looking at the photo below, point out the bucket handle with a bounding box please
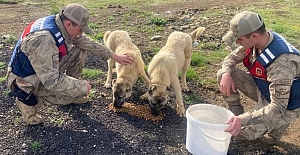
[190,120,231,141]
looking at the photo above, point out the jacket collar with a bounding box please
[55,14,72,43]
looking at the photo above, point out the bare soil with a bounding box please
[0,0,300,155]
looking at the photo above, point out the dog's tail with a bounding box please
[103,31,112,45]
[189,27,205,41]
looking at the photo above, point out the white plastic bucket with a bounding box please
[186,104,234,155]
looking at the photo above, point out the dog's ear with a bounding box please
[189,27,205,41]
[148,85,156,95]
[103,31,111,45]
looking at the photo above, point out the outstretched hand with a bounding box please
[224,116,243,136]
[112,53,133,65]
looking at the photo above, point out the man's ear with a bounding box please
[251,32,259,39]
[64,20,72,27]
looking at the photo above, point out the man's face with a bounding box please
[65,20,83,39]
[235,34,256,49]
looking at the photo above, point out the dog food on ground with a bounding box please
[108,102,164,122]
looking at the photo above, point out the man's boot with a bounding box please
[258,133,280,145]
[15,99,43,125]
[258,124,289,144]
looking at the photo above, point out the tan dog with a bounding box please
[147,27,205,117]
[103,30,150,108]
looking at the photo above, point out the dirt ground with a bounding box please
[0,0,300,155]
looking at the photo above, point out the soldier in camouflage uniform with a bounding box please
[6,3,133,125]
[217,11,300,144]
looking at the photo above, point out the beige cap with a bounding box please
[222,11,263,44]
[62,3,94,35]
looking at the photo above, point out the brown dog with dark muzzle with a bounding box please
[103,30,150,108]
[146,27,205,116]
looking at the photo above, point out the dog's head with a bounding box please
[148,84,171,116]
[112,79,132,108]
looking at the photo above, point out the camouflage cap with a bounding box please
[62,3,94,35]
[222,11,264,44]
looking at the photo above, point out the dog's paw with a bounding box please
[139,93,149,100]
[104,83,111,88]
[182,87,189,92]
[176,106,186,117]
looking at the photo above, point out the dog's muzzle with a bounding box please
[150,106,161,116]
[113,96,126,108]
[149,96,165,116]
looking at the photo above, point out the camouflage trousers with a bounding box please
[217,68,300,140]
[10,46,88,106]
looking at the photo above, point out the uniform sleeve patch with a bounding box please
[274,80,291,99]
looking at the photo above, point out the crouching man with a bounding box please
[218,11,300,144]
[6,3,133,125]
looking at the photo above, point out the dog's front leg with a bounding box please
[139,92,149,100]
[172,78,186,117]
[104,58,114,88]
[180,59,191,92]
[138,61,151,100]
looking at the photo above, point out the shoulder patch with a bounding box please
[274,79,292,99]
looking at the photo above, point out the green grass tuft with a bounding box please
[81,68,105,80]
[31,141,43,151]
[0,62,6,69]
[0,77,5,83]
[150,15,168,26]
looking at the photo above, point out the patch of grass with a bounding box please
[200,42,221,51]
[190,52,207,67]
[202,50,229,62]
[140,25,162,34]
[51,118,64,125]
[48,0,62,14]
[3,90,9,97]
[3,35,17,45]
[89,22,99,31]
[89,32,104,42]
[108,15,116,22]
[0,62,6,69]
[14,117,22,124]
[89,89,96,98]
[189,49,229,86]
[47,107,54,114]
[31,141,43,151]
[82,68,105,80]
[95,79,105,85]
[0,77,5,83]
[184,94,206,105]
[191,50,228,67]
[199,76,218,87]
[186,68,199,81]
[150,15,168,26]
[151,47,161,54]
